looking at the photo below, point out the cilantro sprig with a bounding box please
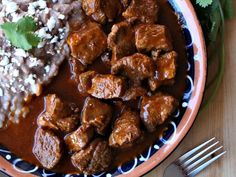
[196,0,213,8]
[0,16,41,51]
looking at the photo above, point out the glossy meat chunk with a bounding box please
[135,24,173,53]
[33,128,62,169]
[82,0,106,24]
[121,87,147,101]
[111,53,155,81]
[69,58,86,83]
[140,93,178,132]
[78,71,98,93]
[71,139,112,175]
[65,124,94,152]
[44,94,64,118]
[38,94,79,133]
[67,22,107,65]
[81,97,112,134]
[88,74,126,99]
[108,21,135,62]
[109,110,141,148]
[149,51,177,91]
[82,0,122,23]
[122,0,159,23]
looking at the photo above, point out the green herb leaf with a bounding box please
[17,16,37,33]
[25,33,41,47]
[196,0,213,8]
[0,16,41,50]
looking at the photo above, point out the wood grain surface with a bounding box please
[145,5,236,177]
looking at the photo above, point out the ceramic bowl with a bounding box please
[0,0,207,176]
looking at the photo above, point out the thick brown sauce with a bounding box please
[0,1,187,174]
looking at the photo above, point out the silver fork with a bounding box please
[163,137,226,177]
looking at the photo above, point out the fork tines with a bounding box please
[176,137,226,177]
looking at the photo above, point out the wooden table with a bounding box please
[146,6,236,177]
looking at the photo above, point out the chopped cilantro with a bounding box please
[0,16,40,51]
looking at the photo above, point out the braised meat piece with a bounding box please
[108,21,135,62]
[82,0,106,24]
[67,22,107,65]
[38,94,79,133]
[78,71,98,93]
[135,24,173,53]
[122,87,147,101]
[111,53,155,81]
[82,0,122,24]
[122,0,159,24]
[65,124,94,152]
[149,51,177,91]
[71,139,112,175]
[78,71,126,99]
[88,74,126,99]
[33,128,62,169]
[140,93,178,132]
[109,110,141,148]
[81,97,112,134]
[69,58,86,83]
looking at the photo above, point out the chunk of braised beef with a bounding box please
[135,24,173,53]
[149,51,177,91]
[82,0,106,24]
[65,124,94,152]
[88,74,126,99]
[140,93,178,132]
[78,71,98,93]
[107,21,135,62]
[122,0,159,24]
[71,139,112,175]
[69,58,86,82]
[121,87,147,101]
[33,128,62,169]
[111,53,155,81]
[81,97,112,134]
[67,22,107,65]
[37,94,79,133]
[54,115,79,132]
[82,0,122,24]
[109,110,141,148]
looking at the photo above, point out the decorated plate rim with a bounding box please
[0,0,207,177]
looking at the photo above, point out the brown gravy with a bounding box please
[0,1,187,174]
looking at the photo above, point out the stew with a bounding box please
[0,0,187,175]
